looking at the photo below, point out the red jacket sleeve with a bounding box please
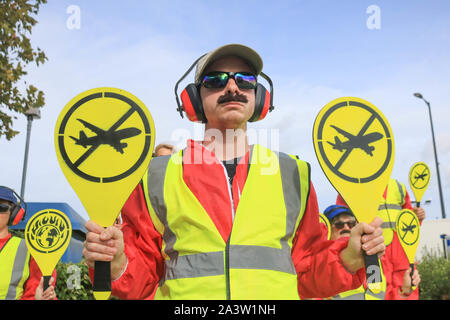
[109,183,164,300]
[293,183,365,299]
[403,190,413,210]
[384,232,419,300]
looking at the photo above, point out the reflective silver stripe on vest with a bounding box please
[395,180,405,203]
[334,289,385,300]
[6,240,28,300]
[147,155,179,261]
[229,245,296,274]
[365,290,386,300]
[333,292,365,300]
[164,251,225,281]
[382,222,396,229]
[164,244,296,283]
[278,152,303,246]
[378,204,402,211]
[147,155,170,225]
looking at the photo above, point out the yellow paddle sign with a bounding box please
[409,162,430,207]
[319,213,331,240]
[313,97,395,295]
[25,209,72,290]
[395,209,420,290]
[55,87,155,299]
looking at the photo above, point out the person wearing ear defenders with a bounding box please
[83,43,386,300]
[0,186,57,300]
[336,183,422,300]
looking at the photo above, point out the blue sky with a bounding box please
[1,0,450,222]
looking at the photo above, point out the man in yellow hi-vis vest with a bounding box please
[83,44,387,300]
[0,186,56,300]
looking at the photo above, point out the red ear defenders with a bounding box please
[175,54,275,123]
[0,186,27,226]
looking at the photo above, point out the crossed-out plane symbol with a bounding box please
[401,219,417,239]
[70,107,141,168]
[412,166,429,188]
[328,114,384,171]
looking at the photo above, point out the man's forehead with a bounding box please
[335,214,356,221]
[204,56,254,73]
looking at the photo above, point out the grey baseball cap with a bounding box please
[194,44,264,84]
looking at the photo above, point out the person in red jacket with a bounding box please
[336,178,424,300]
[322,204,420,299]
[0,186,57,300]
[83,43,386,300]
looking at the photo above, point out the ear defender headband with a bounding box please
[0,186,27,226]
[174,54,275,123]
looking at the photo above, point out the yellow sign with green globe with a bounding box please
[25,209,72,290]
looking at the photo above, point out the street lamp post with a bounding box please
[414,93,446,219]
[20,107,41,199]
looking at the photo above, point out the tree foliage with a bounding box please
[0,0,47,140]
[417,248,450,300]
[55,261,119,300]
[55,261,95,300]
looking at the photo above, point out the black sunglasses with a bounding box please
[0,203,11,213]
[333,220,357,229]
[201,71,257,90]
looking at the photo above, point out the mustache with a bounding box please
[217,92,248,104]
[340,230,351,236]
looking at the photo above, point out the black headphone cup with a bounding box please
[186,84,207,123]
[249,83,271,122]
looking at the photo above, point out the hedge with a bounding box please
[417,248,450,300]
[55,261,95,300]
[55,261,119,300]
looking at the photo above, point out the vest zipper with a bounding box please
[219,161,235,300]
[225,234,231,300]
[219,161,236,221]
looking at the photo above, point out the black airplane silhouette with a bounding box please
[414,172,428,181]
[69,119,141,154]
[327,125,383,156]
[402,221,417,235]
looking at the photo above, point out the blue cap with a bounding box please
[0,186,18,205]
[323,204,354,223]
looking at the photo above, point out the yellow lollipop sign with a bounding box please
[55,87,155,227]
[395,209,420,290]
[313,97,395,295]
[319,213,331,240]
[55,87,155,300]
[25,209,72,289]
[409,162,431,207]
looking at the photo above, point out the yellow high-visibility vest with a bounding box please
[143,144,310,300]
[378,179,406,246]
[0,236,31,300]
[330,260,387,300]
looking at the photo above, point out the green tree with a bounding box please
[417,248,450,300]
[55,261,95,300]
[0,0,47,140]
